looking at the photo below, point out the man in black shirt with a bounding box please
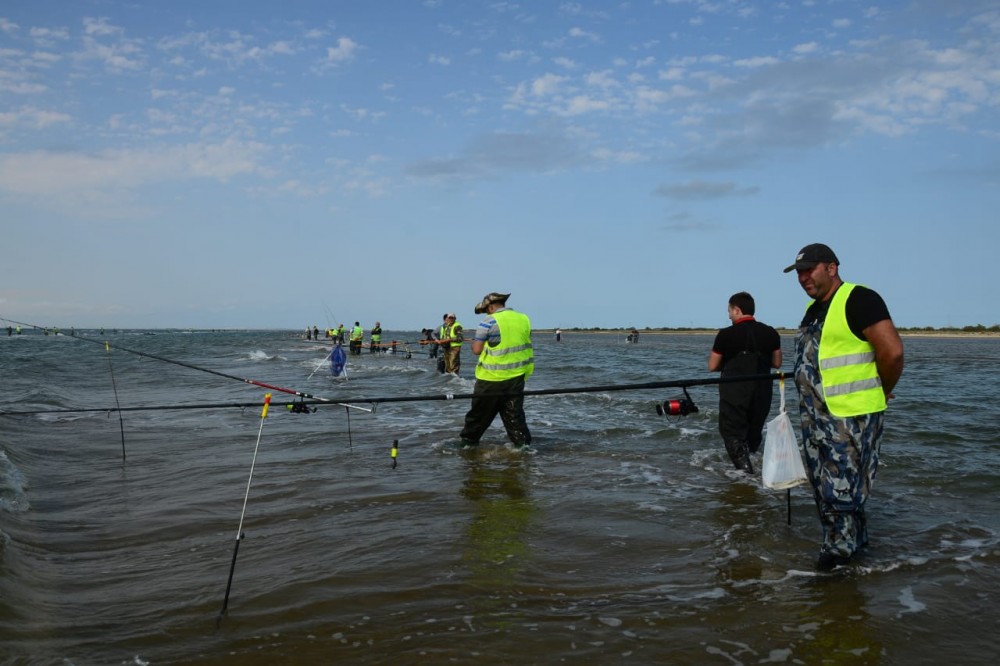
[785,242,904,570]
[708,291,783,472]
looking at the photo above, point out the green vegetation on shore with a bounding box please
[540,325,1000,335]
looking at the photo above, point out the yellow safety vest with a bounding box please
[816,283,887,417]
[475,310,534,381]
[443,322,463,347]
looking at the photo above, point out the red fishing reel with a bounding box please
[656,387,699,417]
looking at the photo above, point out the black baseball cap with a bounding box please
[783,243,840,273]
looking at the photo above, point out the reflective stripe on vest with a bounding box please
[475,310,534,381]
[816,282,887,417]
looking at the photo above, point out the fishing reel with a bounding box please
[655,387,699,417]
[287,400,316,414]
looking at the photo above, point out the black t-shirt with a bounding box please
[799,285,891,340]
[712,319,781,371]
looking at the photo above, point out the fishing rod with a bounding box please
[0,401,367,416]
[104,341,127,460]
[0,315,368,412]
[2,373,788,415]
[218,393,271,623]
[305,347,335,381]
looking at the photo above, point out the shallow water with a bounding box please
[2,330,998,664]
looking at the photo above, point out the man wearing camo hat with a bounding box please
[460,292,534,447]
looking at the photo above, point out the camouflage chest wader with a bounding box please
[795,319,883,559]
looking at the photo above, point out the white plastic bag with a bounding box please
[761,378,808,490]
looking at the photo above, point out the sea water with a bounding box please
[1,330,998,664]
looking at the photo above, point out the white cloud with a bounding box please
[531,73,566,96]
[0,107,71,128]
[498,49,527,61]
[326,36,358,63]
[585,70,618,89]
[31,50,62,66]
[659,67,685,81]
[83,17,123,37]
[78,35,144,71]
[29,26,69,47]
[339,104,385,121]
[734,56,780,68]
[0,139,265,197]
[0,78,48,94]
[563,95,609,115]
[568,27,600,42]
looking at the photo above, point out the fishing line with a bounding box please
[219,393,271,623]
[1,373,787,416]
[104,341,127,460]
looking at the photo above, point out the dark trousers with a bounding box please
[718,378,773,469]
[460,375,531,446]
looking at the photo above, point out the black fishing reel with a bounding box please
[287,401,315,414]
[656,387,699,417]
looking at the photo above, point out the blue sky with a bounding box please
[1,1,997,331]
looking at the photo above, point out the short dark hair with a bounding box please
[729,291,755,316]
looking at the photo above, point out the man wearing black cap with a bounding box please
[460,292,534,447]
[785,243,904,571]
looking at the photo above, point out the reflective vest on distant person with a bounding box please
[475,310,534,382]
[351,326,363,341]
[815,282,887,417]
[443,322,463,347]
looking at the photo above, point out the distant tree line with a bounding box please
[551,325,1000,333]
[897,324,1000,333]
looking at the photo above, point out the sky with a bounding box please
[1,0,997,331]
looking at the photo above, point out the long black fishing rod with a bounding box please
[1,372,788,416]
[0,315,367,412]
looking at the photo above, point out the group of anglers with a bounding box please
[309,294,533,446]
[6,325,70,336]
[299,244,901,573]
[304,322,392,356]
[304,312,469,372]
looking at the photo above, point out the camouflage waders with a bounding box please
[795,319,883,560]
